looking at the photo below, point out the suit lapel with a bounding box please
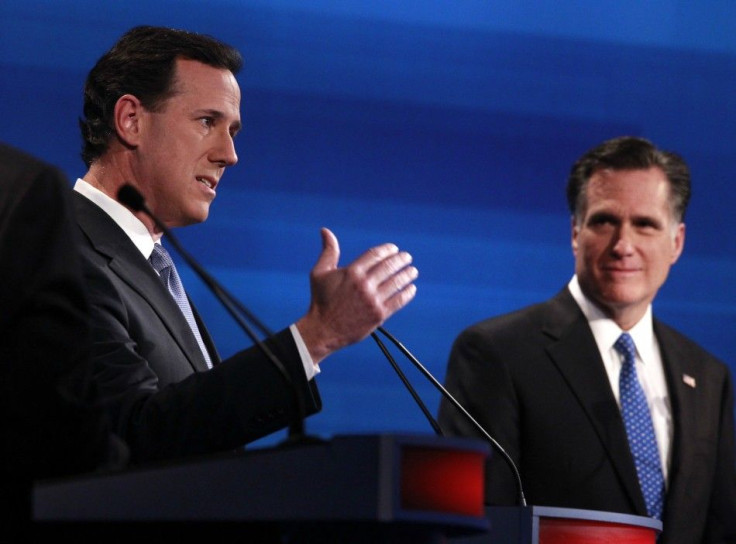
[190,302,221,365]
[542,289,647,515]
[654,321,696,521]
[73,193,211,372]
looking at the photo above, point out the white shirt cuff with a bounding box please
[289,324,320,381]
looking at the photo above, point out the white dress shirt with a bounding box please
[568,275,672,484]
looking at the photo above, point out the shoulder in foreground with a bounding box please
[0,143,69,194]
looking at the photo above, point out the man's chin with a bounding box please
[598,289,653,317]
[586,284,644,308]
[184,205,211,226]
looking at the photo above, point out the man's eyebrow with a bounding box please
[587,211,618,221]
[631,213,664,227]
[196,108,222,117]
[195,109,236,120]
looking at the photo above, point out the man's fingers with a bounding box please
[351,243,401,273]
[377,263,419,301]
[370,250,414,278]
[383,282,418,315]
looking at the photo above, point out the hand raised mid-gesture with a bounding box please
[296,228,418,364]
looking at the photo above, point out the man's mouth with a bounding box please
[604,266,640,274]
[196,176,215,189]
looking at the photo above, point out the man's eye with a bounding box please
[635,219,659,230]
[200,117,214,128]
[590,216,614,226]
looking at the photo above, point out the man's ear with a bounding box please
[571,216,579,257]
[670,222,686,265]
[113,94,144,147]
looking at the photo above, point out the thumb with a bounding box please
[312,227,340,273]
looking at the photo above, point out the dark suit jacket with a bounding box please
[72,191,321,464]
[438,288,736,544]
[0,144,126,534]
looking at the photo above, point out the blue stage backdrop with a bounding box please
[2,0,735,445]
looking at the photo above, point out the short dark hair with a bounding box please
[566,136,691,223]
[79,25,243,167]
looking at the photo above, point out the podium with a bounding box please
[450,505,662,544]
[33,434,490,542]
[32,433,663,543]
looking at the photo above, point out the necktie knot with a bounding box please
[150,243,174,274]
[614,332,637,365]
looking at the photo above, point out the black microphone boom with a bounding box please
[374,326,527,507]
[118,183,309,443]
[371,332,444,435]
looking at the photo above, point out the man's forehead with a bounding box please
[582,167,675,215]
[587,168,668,196]
[173,59,240,97]
[169,60,241,118]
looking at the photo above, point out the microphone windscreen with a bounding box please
[118,184,145,211]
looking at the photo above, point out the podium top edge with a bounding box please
[521,505,663,531]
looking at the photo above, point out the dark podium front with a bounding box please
[33,434,490,542]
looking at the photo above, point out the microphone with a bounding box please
[117,184,146,211]
[117,184,311,445]
[373,326,527,507]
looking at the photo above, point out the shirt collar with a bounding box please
[568,275,657,364]
[74,178,156,259]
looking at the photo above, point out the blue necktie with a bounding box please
[149,244,212,369]
[614,332,665,519]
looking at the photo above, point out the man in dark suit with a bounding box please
[71,26,418,465]
[439,136,736,544]
[0,143,127,536]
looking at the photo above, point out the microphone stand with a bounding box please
[374,326,527,507]
[371,332,444,436]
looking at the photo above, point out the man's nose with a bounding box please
[211,133,238,167]
[611,225,635,256]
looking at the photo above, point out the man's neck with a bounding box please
[568,275,651,331]
[82,163,159,239]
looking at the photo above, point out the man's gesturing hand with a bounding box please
[296,228,418,365]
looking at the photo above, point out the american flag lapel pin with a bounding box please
[682,374,696,388]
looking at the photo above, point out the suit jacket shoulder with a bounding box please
[439,288,647,515]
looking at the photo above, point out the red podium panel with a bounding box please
[541,517,657,544]
[450,505,662,544]
[33,434,490,542]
